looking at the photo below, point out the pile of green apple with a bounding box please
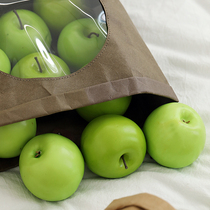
[0,0,206,203]
[0,96,206,202]
[0,0,107,77]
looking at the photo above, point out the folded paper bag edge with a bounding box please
[0,76,178,127]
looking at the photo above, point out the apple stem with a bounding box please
[87,32,99,38]
[13,10,24,30]
[34,57,43,73]
[183,120,190,124]
[121,155,128,169]
[35,150,41,158]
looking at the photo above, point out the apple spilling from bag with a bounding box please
[80,114,147,179]
[19,133,85,202]
[143,102,206,168]
[80,102,206,178]
[0,118,37,158]
[0,101,206,201]
[76,96,132,122]
[0,0,206,203]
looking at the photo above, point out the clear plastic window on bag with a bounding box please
[0,0,107,77]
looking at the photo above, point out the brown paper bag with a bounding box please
[0,0,178,171]
[105,193,176,210]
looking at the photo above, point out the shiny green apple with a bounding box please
[0,118,37,158]
[0,49,11,74]
[77,96,132,122]
[0,9,52,66]
[19,133,85,201]
[11,52,70,78]
[81,114,146,178]
[57,18,107,71]
[143,102,206,168]
[33,0,88,37]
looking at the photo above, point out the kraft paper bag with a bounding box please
[105,193,176,210]
[0,0,178,171]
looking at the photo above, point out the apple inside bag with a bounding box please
[57,17,107,72]
[0,0,108,77]
[11,52,71,78]
[0,9,52,68]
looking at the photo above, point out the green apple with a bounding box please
[57,18,107,71]
[0,9,52,66]
[0,49,11,74]
[33,0,88,37]
[81,114,146,178]
[143,102,206,168]
[11,52,71,78]
[77,96,132,122]
[0,118,37,158]
[19,133,85,201]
